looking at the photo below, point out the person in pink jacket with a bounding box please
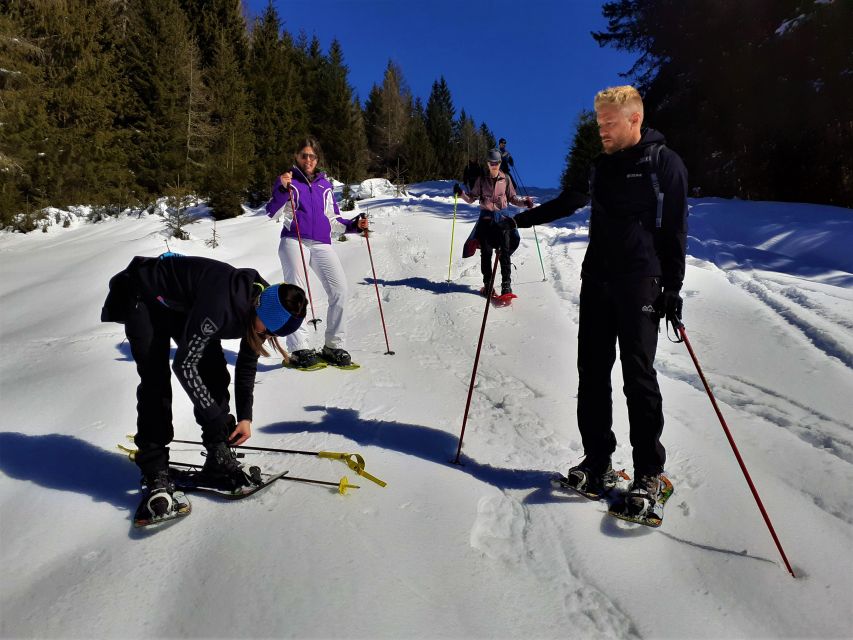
[453,148,533,296]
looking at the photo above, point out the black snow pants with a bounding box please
[576,275,666,476]
[477,215,513,288]
[124,300,231,478]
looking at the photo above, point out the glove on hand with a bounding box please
[452,183,463,196]
[655,290,683,325]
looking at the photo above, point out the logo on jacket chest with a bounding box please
[201,317,219,336]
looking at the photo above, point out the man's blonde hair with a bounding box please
[594,85,644,115]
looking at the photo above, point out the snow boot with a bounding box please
[321,345,352,367]
[202,442,258,490]
[624,473,663,517]
[500,282,513,296]
[565,459,620,499]
[143,469,175,518]
[289,348,321,369]
[479,284,495,298]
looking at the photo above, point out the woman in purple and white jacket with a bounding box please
[265,137,368,369]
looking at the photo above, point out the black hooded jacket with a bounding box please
[119,255,268,426]
[514,128,688,291]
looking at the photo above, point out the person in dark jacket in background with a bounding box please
[454,148,533,296]
[102,254,307,519]
[503,85,688,519]
[498,138,515,188]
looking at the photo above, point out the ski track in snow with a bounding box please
[727,270,853,368]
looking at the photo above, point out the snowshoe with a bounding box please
[492,292,517,307]
[171,466,288,500]
[320,346,360,370]
[607,474,674,527]
[133,470,191,528]
[552,463,630,500]
[283,349,327,371]
[478,285,496,298]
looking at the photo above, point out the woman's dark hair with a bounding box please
[245,284,307,358]
[278,283,309,319]
[295,136,323,164]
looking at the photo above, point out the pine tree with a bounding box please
[364,60,410,175]
[0,7,51,225]
[179,0,248,68]
[425,76,456,177]
[594,0,852,206]
[400,98,437,182]
[245,2,307,205]
[203,29,253,219]
[124,0,208,196]
[453,109,479,179]
[479,122,497,152]
[315,39,368,181]
[560,110,602,193]
[22,0,132,209]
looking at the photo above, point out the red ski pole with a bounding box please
[288,186,321,330]
[454,251,500,464]
[675,320,796,578]
[363,219,394,355]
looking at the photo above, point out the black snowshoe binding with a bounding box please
[500,282,513,296]
[134,469,191,528]
[608,473,674,527]
[289,348,321,369]
[321,346,352,367]
[559,462,628,500]
[200,442,261,491]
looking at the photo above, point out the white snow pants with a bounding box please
[278,236,348,353]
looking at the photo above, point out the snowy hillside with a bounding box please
[1,182,851,639]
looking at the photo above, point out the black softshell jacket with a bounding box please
[514,129,688,291]
[128,256,267,426]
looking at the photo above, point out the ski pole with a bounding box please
[511,166,547,282]
[288,185,321,330]
[454,251,500,464]
[447,193,458,281]
[164,460,361,494]
[121,439,387,487]
[363,217,395,355]
[675,320,796,578]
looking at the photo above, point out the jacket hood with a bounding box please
[638,128,667,148]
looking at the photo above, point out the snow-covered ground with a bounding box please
[1,181,851,639]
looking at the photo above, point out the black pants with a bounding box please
[477,218,512,286]
[576,276,665,476]
[124,300,231,477]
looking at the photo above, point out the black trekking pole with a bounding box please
[453,252,500,465]
[363,215,395,355]
[288,185,321,330]
[167,460,361,494]
[672,317,796,578]
[128,438,387,487]
[510,166,547,282]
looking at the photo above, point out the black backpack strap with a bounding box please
[647,144,665,228]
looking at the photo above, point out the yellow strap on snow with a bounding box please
[318,451,387,487]
[117,443,136,461]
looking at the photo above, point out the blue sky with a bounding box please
[243,0,639,188]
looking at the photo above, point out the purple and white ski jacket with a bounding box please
[265,167,359,243]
